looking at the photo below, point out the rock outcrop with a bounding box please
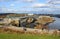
[3,16,55,30]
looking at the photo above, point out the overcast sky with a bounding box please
[0,0,60,14]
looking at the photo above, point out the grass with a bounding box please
[0,33,60,39]
[0,26,60,39]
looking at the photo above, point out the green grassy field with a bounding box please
[0,26,60,39]
[0,33,60,39]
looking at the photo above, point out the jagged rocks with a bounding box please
[5,16,55,29]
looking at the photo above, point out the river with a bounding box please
[48,17,60,29]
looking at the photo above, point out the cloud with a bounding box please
[31,2,60,9]
[48,0,60,4]
[0,6,60,14]
[0,7,29,13]
[0,0,13,2]
[31,3,50,8]
[47,0,60,8]
[0,0,60,14]
[0,0,2,2]
[0,0,35,3]
[23,0,35,2]
[0,7,16,13]
[10,4,15,7]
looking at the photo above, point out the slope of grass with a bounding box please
[0,33,60,39]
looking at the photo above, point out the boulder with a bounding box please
[35,16,55,29]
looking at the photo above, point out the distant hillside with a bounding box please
[0,13,15,18]
[0,13,60,18]
[0,13,28,18]
[37,14,60,18]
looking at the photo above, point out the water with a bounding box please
[21,17,60,29]
[48,17,60,29]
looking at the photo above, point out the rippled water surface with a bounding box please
[48,17,60,29]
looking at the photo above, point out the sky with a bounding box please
[0,0,60,14]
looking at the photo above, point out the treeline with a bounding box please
[37,14,60,18]
[0,13,60,18]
